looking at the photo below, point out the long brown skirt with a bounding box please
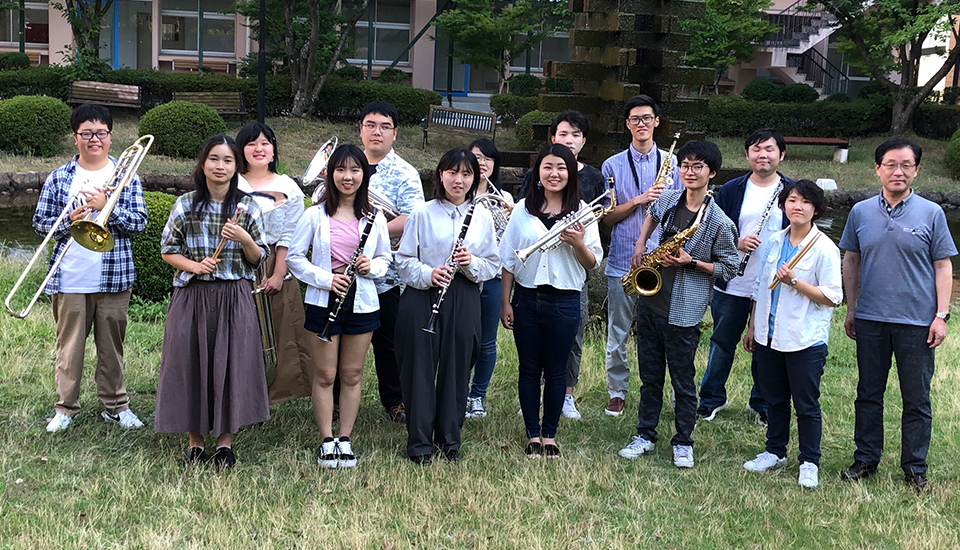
[154,279,270,435]
[264,252,315,405]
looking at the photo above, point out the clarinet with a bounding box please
[423,203,475,334]
[736,183,783,277]
[318,209,378,342]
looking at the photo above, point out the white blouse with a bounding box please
[286,205,391,312]
[396,199,501,290]
[238,174,305,248]
[499,199,603,291]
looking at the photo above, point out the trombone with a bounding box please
[4,135,154,318]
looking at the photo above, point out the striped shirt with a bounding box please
[160,192,268,287]
[601,143,681,278]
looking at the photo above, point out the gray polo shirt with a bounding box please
[839,191,957,327]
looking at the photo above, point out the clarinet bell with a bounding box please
[422,315,438,334]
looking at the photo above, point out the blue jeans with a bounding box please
[698,291,766,414]
[754,343,827,466]
[513,286,580,439]
[469,277,502,399]
[853,319,935,475]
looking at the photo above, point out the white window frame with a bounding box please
[345,1,411,67]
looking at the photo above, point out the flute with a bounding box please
[423,203,475,334]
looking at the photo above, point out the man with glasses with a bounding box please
[838,139,955,493]
[600,95,680,417]
[34,103,147,433]
[359,101,424,424]
[697,128,794,425]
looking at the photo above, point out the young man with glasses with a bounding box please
[358,101,425,424]
[34,103,147,433]
[697,128,794,425]
[599,95,680,417]
[617,140,738,468]
[838,139,956,493]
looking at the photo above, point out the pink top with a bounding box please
[330,216,361,270]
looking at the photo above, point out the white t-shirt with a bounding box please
[722,178,783,297]
[58,163,114,293]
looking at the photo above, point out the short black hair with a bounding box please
[875,138,922,166]
[359,101,399,128]
[676,140,722,173]
[778,179,826,221]
[744,128,786,153]
[71,103,113,132]
[434,147,481,202]
[623,94,660,119]
[550,110,589,137]
[235,122,279,173]
[468,138,501,186]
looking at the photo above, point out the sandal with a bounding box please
[524,442,543,458]
[543,443,561,458]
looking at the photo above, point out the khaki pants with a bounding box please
[52,290,132,416]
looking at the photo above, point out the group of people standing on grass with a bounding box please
[33,97,954,493]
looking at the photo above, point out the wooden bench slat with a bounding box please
[422,105,497,149]
[67,81,141,110]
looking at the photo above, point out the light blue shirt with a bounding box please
[368,148,425,293]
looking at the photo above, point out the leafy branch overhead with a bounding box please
[679,0,777,86]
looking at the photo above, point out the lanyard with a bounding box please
[627,145,661,195]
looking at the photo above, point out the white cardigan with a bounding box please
[286,205,391,312]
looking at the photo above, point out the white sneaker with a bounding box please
[618,435,654,458]
[465,397,487,419]
[798,462,819,488]
[743,451,787,472]
[336,438,357,468]
[317,438,338,468]
[46,412,73,433]
[562,394,581,420]
[673,445,694,468]
[102,409,145,429]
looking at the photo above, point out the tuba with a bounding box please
[621,193,712,297]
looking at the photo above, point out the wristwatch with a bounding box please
[688,259,698,269]
[936,311,951,321]
[789,277,798,287]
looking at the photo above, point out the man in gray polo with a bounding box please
[838,138,956,493]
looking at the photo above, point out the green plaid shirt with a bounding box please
[160,192,268,287]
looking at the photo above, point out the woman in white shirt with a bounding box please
[742,179,841,488]
[500,144,603,458]
[395,148,500,465]
[287,144,391,468]
[236,123,315,405]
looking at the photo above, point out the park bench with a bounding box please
[422,105,497,149]
[783,136,850,163]
[67,81,141,111]
[24,50,47,67]
[167,58,236,74]
[173,91,246,123]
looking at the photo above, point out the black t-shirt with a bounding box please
[643,204,697,319]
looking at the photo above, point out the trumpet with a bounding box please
[5,135,153,318]
[515,177,616,264]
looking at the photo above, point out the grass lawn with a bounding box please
[1,256,959,549]
[0,117,956,194]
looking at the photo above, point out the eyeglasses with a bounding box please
[626,115,656,127]
[361,122,395,132]
[879,162,916,171]
[473,154,493,163]
[678,163,707,173]
[75,130,111,141]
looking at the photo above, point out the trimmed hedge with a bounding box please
[132,191,178,302]
[378,67,408,85]
[913,104,960,140]
[335,65,365,82]
[824,92,851,103]
[742,78,782,102]
[782,83,819,104]
[0,95,71,156]
[490,93,539,126]
[139,101,227,158]
[515,110,559,150]
[508,74,542,97]
[0,66,72,100]
[312,77,441,125]
[545,78,574,93]
[0,52,30,71]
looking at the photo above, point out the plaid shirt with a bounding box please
[369,148,424,293]
[32,156,147,294]
[647,189,739,327]
[160,192,268,287]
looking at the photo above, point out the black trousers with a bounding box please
[371,285,404,409]
[396,276,481,457]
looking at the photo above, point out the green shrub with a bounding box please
[335,65,365,82]
[0,52,30,71]
[857,79,891,100]
[132,191,177,303]
[943,137,960,179]
[138,101,227,158]
[0,66,71,100]
[913,103,960,140]
[313,77,441,125]
[943,86,960,105]
[490,93,539,126]
[515,110,559,150]
[824,92,851,103]
[742,78,782,102]
[378,67,408,85]
[508,74,542,97]
[0,95,71,156]
[545,78,574,93]
[782,83,819,103]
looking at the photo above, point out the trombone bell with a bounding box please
[70,220,115,252]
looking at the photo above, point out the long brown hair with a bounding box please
[191,134,244,222]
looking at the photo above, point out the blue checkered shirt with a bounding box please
[32,156,147,294]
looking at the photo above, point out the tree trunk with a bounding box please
[889,94,913,135]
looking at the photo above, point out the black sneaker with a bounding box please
[182,446,207,466]
[905,472,931,494]
[317,437,338,468]
[410,453,432,466]
[213,446,236,470]
[386,404,407,424]
[440,447,459,462]
[840,460,878,481]
[747,404,768,426]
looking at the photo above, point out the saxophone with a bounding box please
[621,193,713,297]
[645,131,681,216]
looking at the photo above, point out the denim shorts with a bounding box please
[304,285,379,336]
